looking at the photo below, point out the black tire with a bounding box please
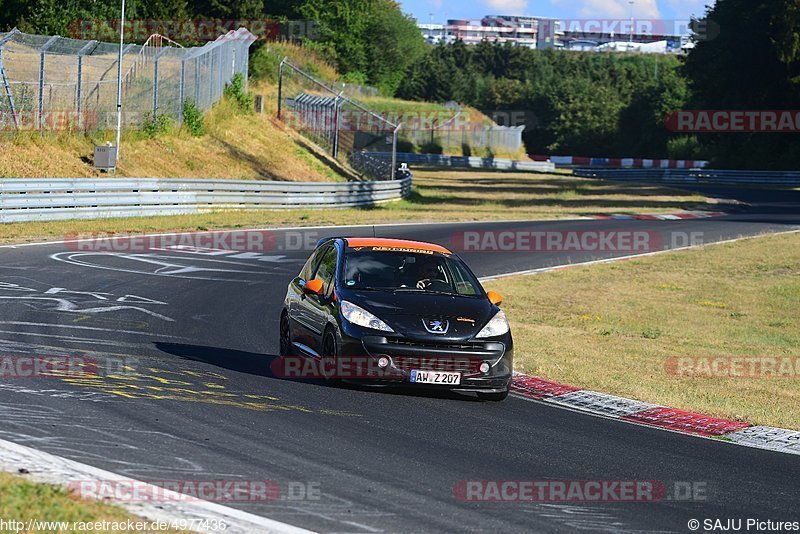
[477,388,509,402]
[279,311,293,357]
[321,327,341,383]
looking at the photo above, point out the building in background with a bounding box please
[418,15,689,53]
[417,23,451,45]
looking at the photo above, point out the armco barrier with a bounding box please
[573,168,800,187]
[531,154,709,169]
[372,152,556,172]
[0,177,412,223]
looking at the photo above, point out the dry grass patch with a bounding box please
[0,98,346,181]
[484,232,800,429]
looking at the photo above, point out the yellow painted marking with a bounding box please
[52,356,361,416]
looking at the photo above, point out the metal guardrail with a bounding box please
[372,152,556,172]
[348,152,394,182]
[0,177,412,223]
[573,168,800,187]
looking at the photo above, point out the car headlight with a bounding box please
[341,300,394,332]
[475,310,510,338]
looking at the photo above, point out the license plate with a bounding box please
[410,370,461,385]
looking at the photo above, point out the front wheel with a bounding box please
[279,311,293,356]
[477,388,509,402]
[321,328,341,383]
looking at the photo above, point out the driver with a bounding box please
[415,258,444,289]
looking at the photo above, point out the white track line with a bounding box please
[490,231,800,456]
[0,217,594,249]
[479,229,800,282]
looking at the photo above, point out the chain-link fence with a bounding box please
[401,122,525,155]
[277,59,400,181]
[0,27,255,133]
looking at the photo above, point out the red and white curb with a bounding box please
[481,230,800,457]
[510,374,800,456]
[587,210,726,221]
[530,154,709,169]
[0,439,315,533]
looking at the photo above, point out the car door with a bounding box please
[297,245,339,356]
[289,245,329,354]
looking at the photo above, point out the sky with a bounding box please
[401,0,715,24]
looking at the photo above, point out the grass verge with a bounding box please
[0,169,714,245]
[0,97,348,182]
[0,472,178,532]
[484,231,800,429]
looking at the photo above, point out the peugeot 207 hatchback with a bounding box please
[279,237,513,400]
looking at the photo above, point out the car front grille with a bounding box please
[384,338,486,351]
[388,354,483,376]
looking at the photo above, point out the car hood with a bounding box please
[339,289,496,341]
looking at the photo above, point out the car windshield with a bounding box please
[343,249,482,297]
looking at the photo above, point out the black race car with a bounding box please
[279,237,513,400]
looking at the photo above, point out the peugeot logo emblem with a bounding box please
[423,318,449,334]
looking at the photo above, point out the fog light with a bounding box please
[479,361,491,374]
[377,356,390,369]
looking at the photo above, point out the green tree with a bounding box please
[190,0,264,19]
[363,0,425,94]
[683,0,800,169]
[299,0,372,77]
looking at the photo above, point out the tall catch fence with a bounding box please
[277,58,400,181]
[401,120,525,154]
[0,27,255,133]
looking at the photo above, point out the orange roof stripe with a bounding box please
[345,238,452,254]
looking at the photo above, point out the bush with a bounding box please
[224,73,254,113]
[140,112,171,138]
[667,135,703,160]
[182,99,205,137]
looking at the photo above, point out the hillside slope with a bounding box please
[0,98,349,181]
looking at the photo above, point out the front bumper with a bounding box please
[338,326,513,392]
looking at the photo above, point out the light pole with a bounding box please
[628,1,635,48]
[115,0,126,163]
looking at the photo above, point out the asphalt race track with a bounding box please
[0,191,799,533]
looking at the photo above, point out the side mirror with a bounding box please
[303,278,324,295]
[487,290,503,306]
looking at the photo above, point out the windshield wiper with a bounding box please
[393,288,455,295]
